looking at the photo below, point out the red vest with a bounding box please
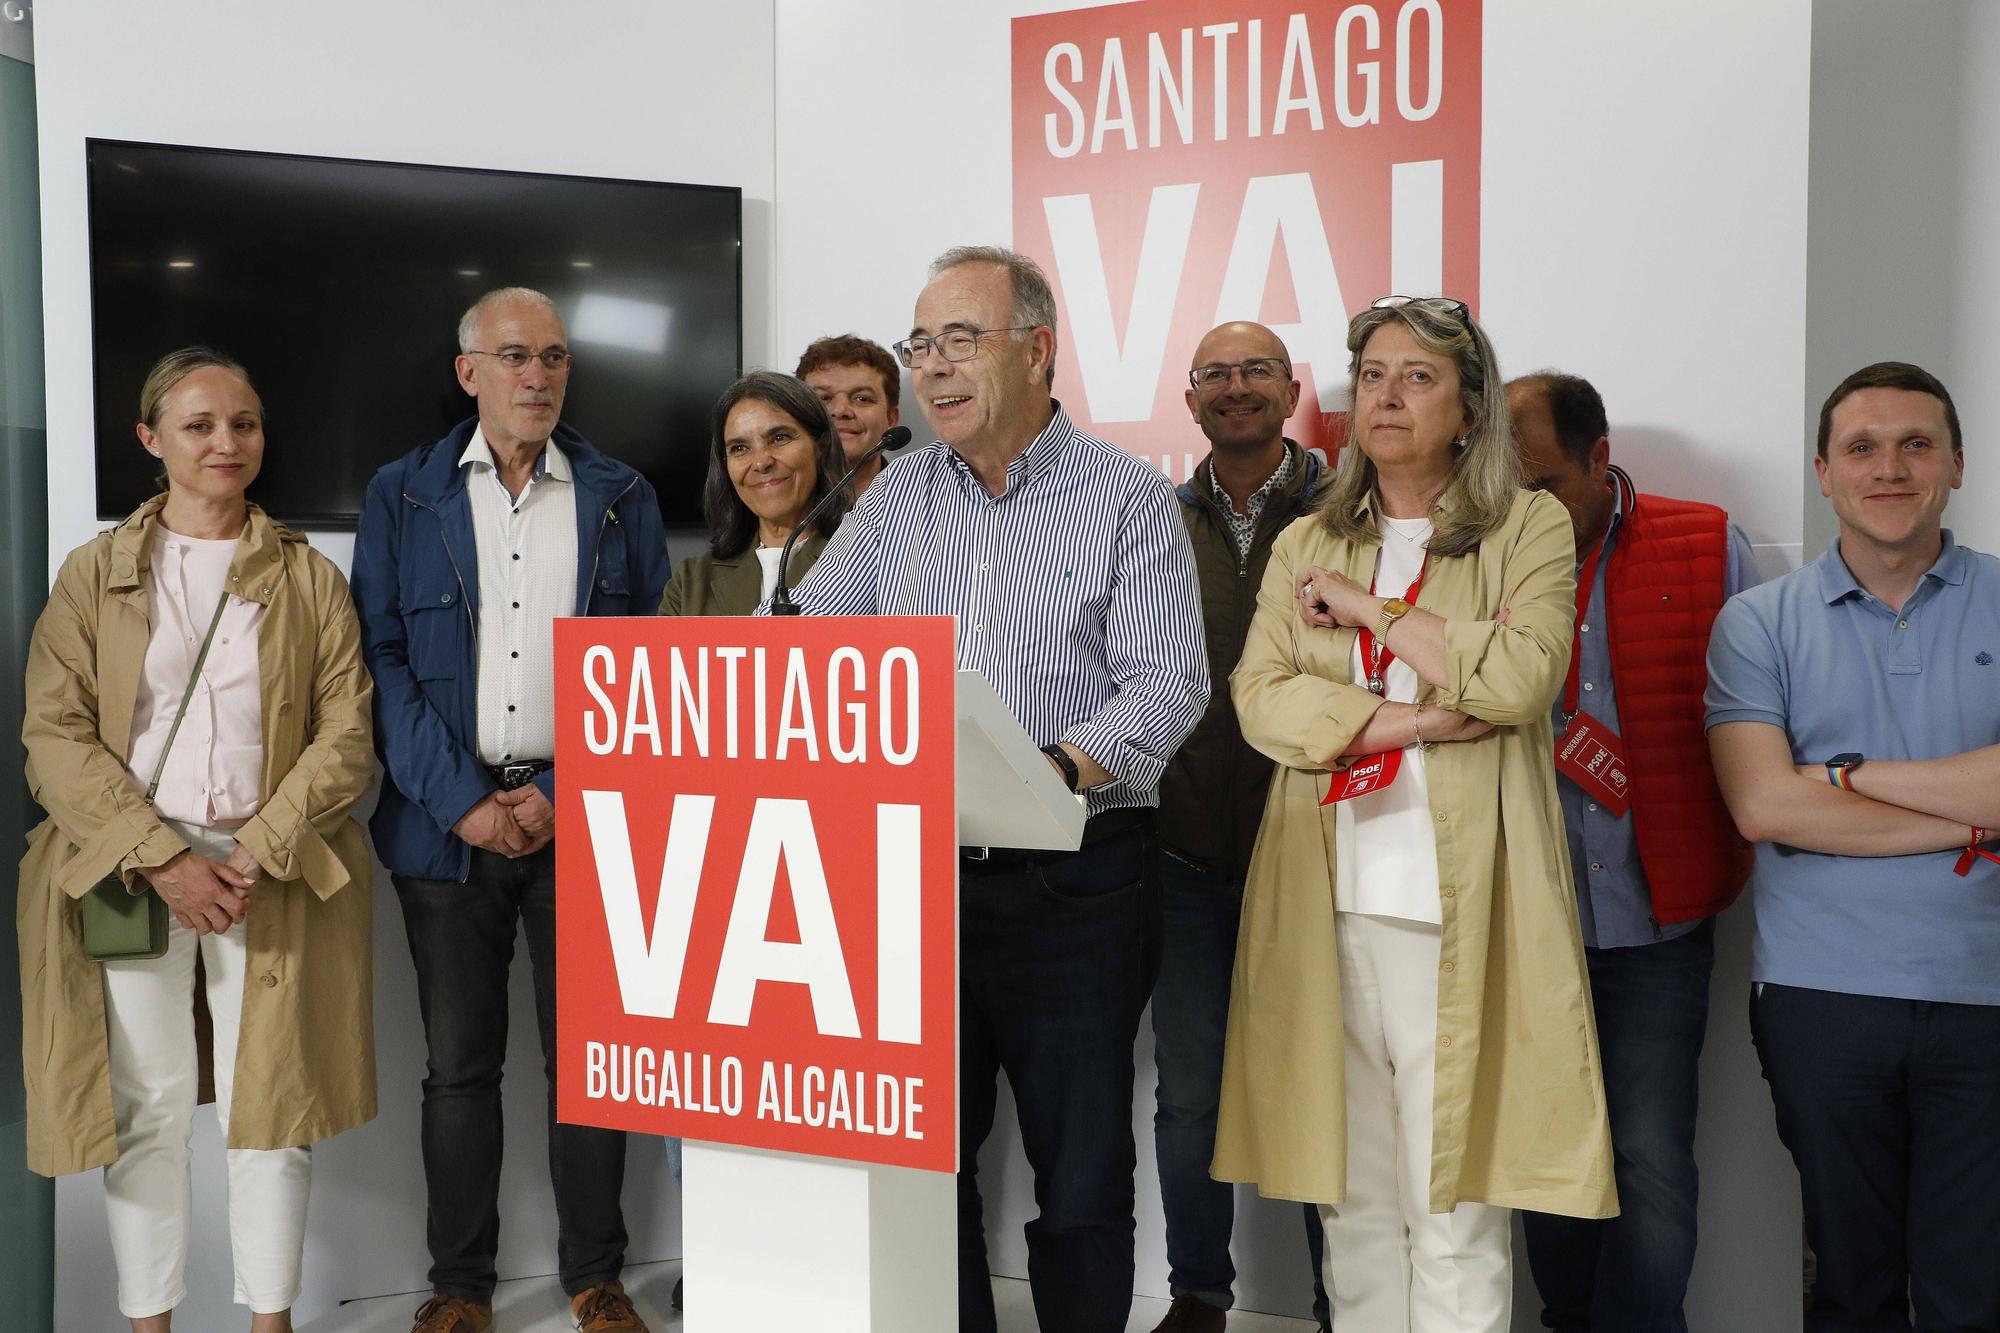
[1601,489,1752,924]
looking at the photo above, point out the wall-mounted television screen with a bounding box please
[87,139,741,527]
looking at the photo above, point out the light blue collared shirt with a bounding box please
[1704,531,2000,1004]
[1556,478,1757,949]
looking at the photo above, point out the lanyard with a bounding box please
[1561,533,1610,720]
[1356,554,1429,695]
[1957,828,2000,877]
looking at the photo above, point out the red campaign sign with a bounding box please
[1012,0,1483,482]
[553,616,959,1173]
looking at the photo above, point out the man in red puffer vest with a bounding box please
[1507,371,1756,1333]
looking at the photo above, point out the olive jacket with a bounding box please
[1212,487,1617,1219]
[658,536,829,617]
[18,497,377,1176]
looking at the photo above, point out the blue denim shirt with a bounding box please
[1555,485,1757,950]
[1704,532,2000,1004]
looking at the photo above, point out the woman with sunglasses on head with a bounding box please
[19,348,377,1333]
[659,370,849,617]
[1211,297,1614,1331]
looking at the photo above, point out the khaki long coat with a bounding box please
[18,497,377,1176]
[1212,487,1618,1219]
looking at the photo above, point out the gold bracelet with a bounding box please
[1412,701,1430,750]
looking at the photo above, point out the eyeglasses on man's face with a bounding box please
[465,347,573,373]
[1188,357,1292,392]
[1370,295,1472,322]
[892,326,1035,368]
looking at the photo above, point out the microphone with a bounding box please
[770,424,912,615]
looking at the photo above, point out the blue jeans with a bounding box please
[1522,918,1714,1333]
[956,820,1161,1333]
[393,845,631,1303]
[1752,982,2000,1332]
[1152,849,1329,1324]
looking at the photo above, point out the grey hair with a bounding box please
[927,245,1059,386]
[457,286,559,353]
[1319,300,1522,559]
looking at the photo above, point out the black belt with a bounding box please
[487,761,552,791]
[959,807,1152,876]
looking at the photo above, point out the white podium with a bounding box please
[681,669,1082,1331]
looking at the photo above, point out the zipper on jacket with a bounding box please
[585,475,642,608]
[403,493,478,635]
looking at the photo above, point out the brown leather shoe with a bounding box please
[571,1279,650,1331]
[411,1295,492,1333]
[1150,1293,1226,1333]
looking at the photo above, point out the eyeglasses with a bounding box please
[465,348,573,373]
[1189,357,1292,392]
[892,326,1035,368]
[1370,295,1472,321]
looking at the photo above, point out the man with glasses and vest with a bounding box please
[1708,361,2000,1330]
[1148,320,1332,1333]
[1506,371,1756,1333]
[775,245,1207,1333]
[351,286,670,1333]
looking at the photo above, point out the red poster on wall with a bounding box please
[553,615,958,1173]
[1012,0,1483,481]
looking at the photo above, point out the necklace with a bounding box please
[1383,517,1432,545]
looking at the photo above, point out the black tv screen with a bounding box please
[87,140,741,527]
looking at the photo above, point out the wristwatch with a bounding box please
[1376,597,1414,642]
[1825,752,1865,791]
[1041,743,1081,792]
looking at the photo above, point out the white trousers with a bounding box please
[1319,912,1512,1333]
[100,826,311,1318]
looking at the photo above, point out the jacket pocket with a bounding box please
[400,580,464,678]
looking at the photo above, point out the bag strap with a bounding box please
[143,591,232,803]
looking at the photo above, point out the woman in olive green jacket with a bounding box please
[1212,300,1615,1332]
[19,349,375,1332]
[658,371,848,616]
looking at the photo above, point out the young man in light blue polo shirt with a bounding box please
[1706,360,2000,1331]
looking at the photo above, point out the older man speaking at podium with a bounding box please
[778,244,1207,1333]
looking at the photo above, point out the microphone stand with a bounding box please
[770,424,912,615]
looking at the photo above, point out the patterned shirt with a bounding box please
[1210,445,1297,562]
[781,404,1208,815]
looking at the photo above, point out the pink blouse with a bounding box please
[123,528,267,827]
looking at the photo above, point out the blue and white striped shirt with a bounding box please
[782,405,1208,815]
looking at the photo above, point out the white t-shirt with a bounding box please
[1332,514,1443,923]
[755,545,785,600]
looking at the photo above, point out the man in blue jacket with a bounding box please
[351,287,669,1333]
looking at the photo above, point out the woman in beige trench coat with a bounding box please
[1211,299,1615,1332]
[18,348,376,1332]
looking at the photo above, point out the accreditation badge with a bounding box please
[1554,709,1633,817]
[1321,748,1404,806]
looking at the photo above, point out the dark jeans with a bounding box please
[394,844,630,1303]
[1152,849,1330,1323]
[1523,919,1714,1332]
[957,820,1161,1333]
[1752,982,2000,1332]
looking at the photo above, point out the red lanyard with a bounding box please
[1957,828,1999,877]
[1356,554,1429,694]
[1561,534,1609,719]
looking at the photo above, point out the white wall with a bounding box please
[774,1,1810,1329]
[32,2,776,1326]
[1804,2,1981,561]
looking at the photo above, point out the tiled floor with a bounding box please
[299,1262,1318,1331]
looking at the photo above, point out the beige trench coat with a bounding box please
[18,497,377,1176]
[1212,487,1617,1219]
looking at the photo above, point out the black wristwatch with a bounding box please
[1825,752,1865,791]
[1041,743,1081,792]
